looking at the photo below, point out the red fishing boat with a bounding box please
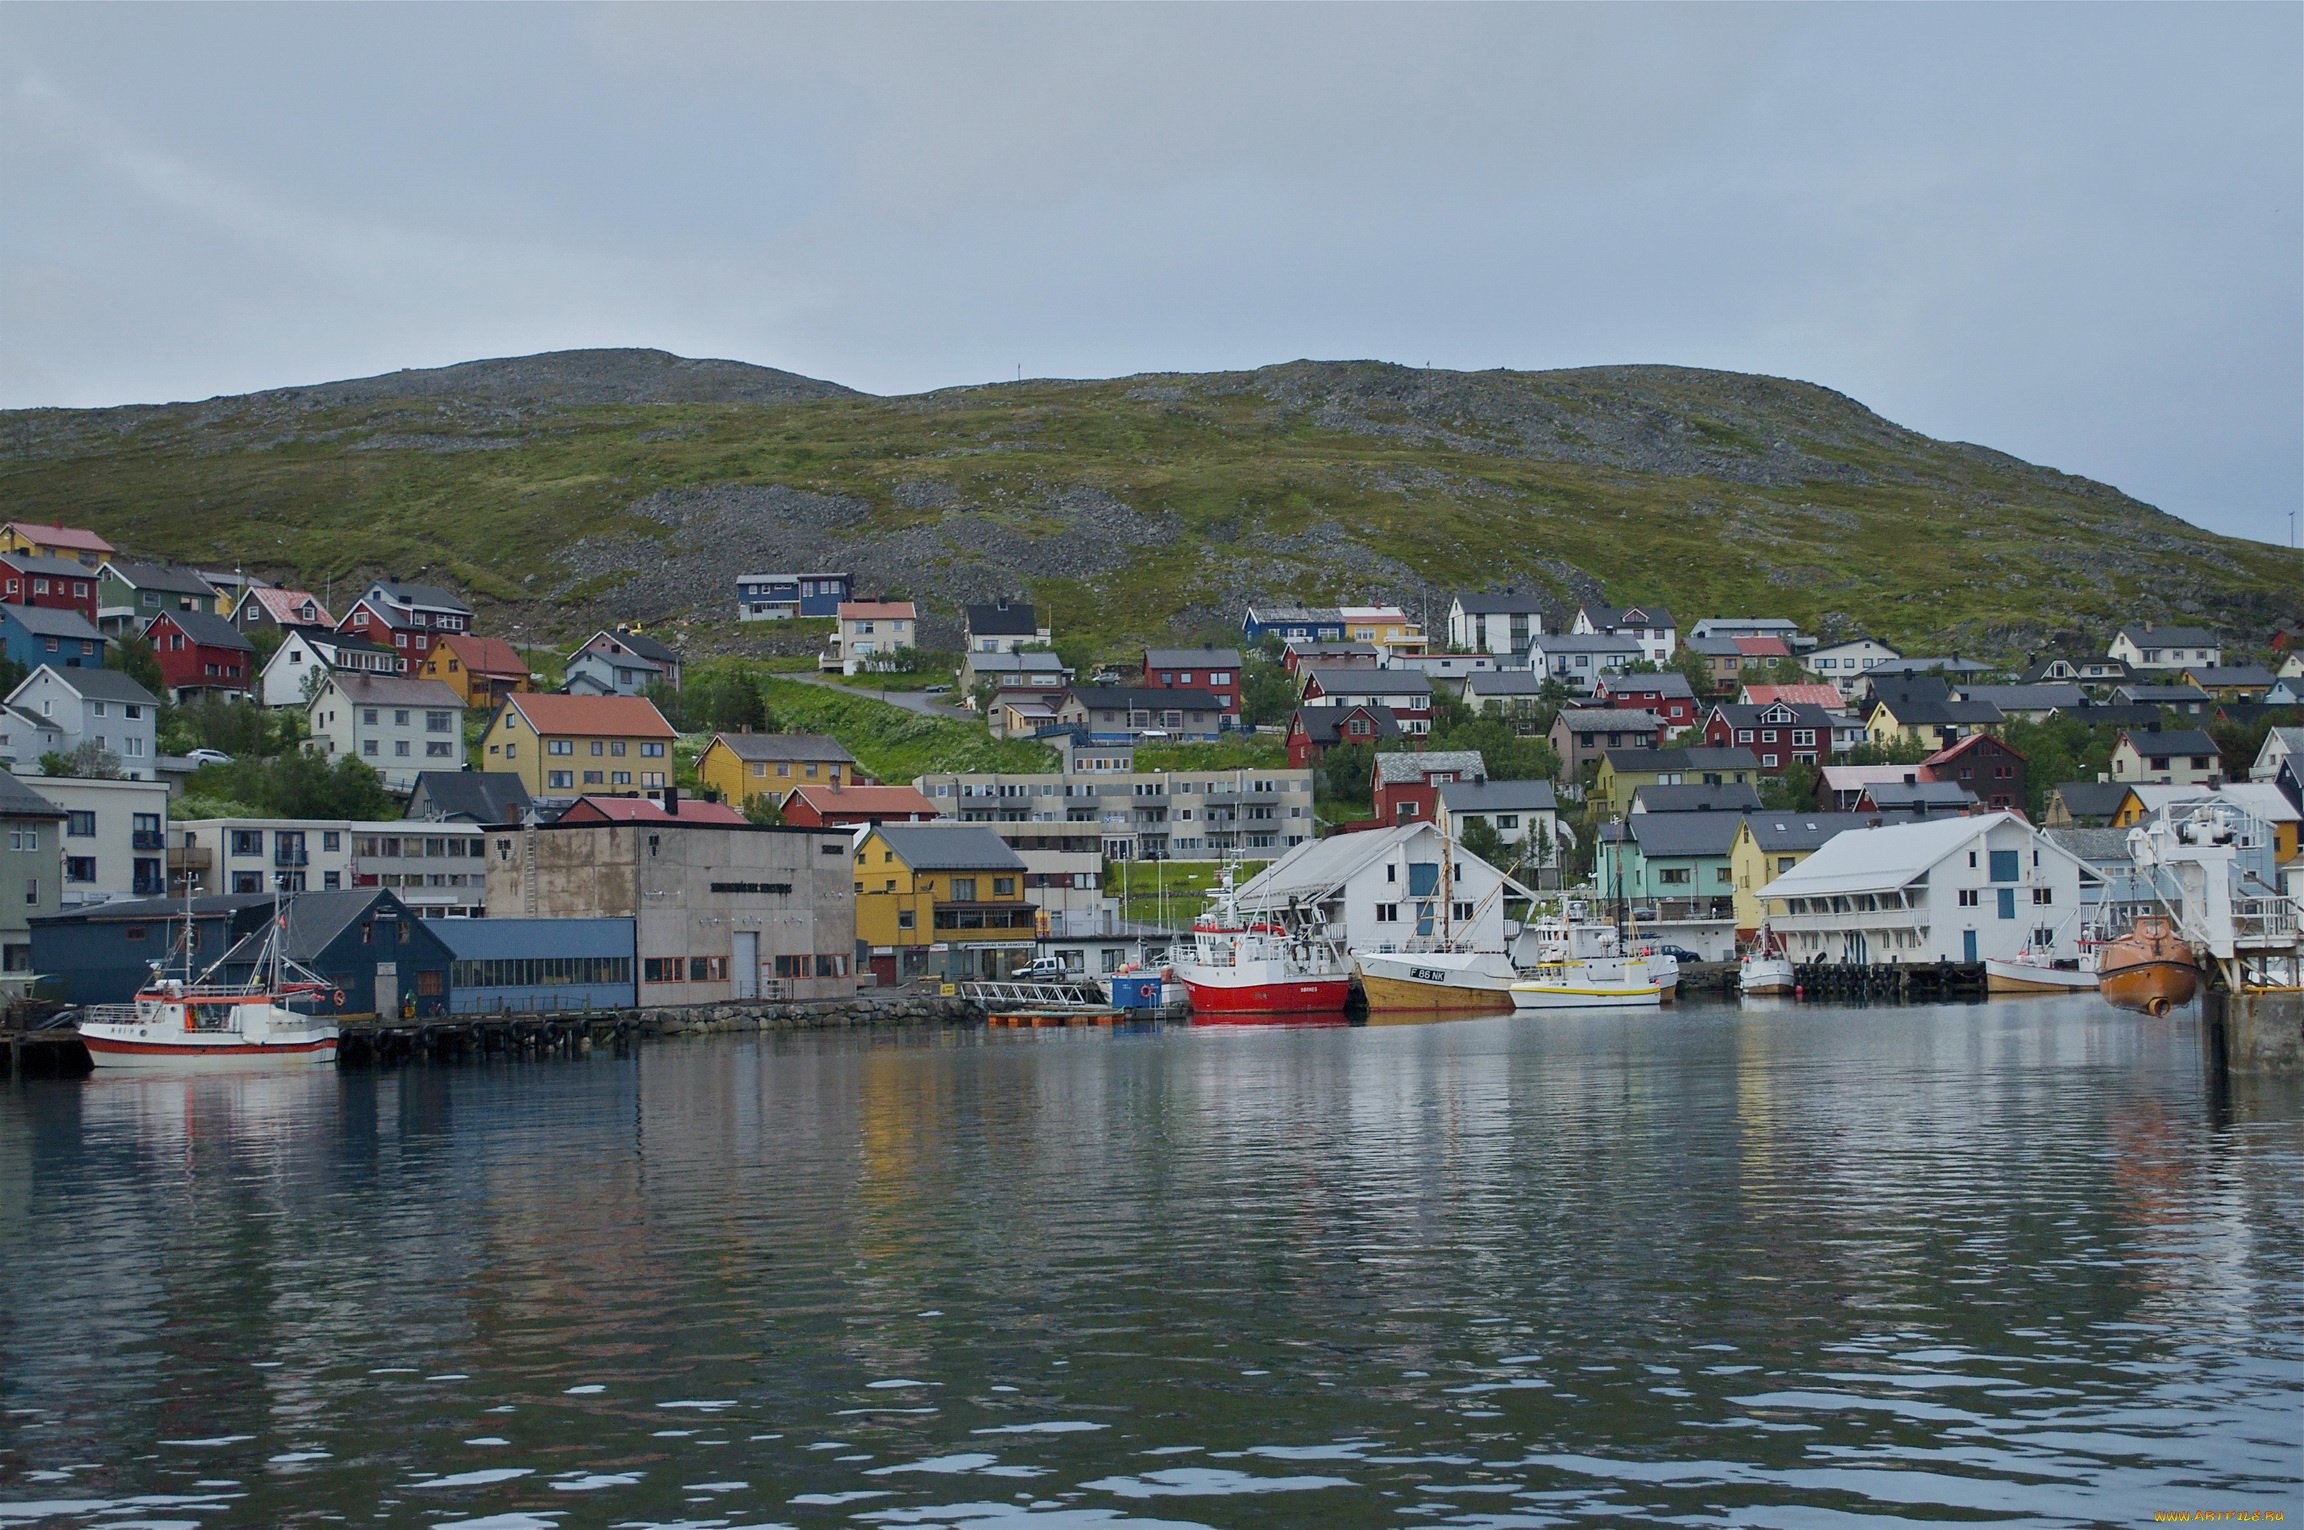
[1178,867,1349,1016]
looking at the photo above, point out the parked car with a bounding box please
[923,684,952,695]
[183,749,234,767]
[1010,956,1070,980]
[1648,944,1703,963]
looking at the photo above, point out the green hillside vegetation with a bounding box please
[753,676,1056,782]
[4,352,2295,665]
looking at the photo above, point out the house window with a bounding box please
[549,740,574,755]
[950,877,978,901]
[362,740,379,756]
[67,811,95,838]
[689,956,728,982]
[583,771,603,784]
[641,743,665,757]
[644,958,684,983]
[2033,887,2053,905]
[1375,903,1400,922]
[993,876,1016,896]
[427,741,453,756]
[547,770,574,788]
[591,740,604,756]
[1958,889,1980,907]
[815,954,849,977]
[897,909,916,931]
[64,856,95,882]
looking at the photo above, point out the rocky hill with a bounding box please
[1,350,2293,660]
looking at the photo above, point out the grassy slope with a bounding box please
[757,677,1055,782]
[4,362,2295,663]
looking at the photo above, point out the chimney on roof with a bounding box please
[664,782,679,816]
[1903,772,1916,785]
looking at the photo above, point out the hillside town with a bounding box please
[0,518,2297,1027]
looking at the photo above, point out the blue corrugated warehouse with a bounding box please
[435,918,636,1013]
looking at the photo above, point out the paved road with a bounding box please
[784,672,976,720]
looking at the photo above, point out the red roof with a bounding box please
[1921,731,2026,768]
[1741,684,1844,708]
[1731,635,1792,657]
[783,784,939,817]
[5,522,114,554]
[431,632,530,679]
[242,587,334,626]
[556,796,747,825]
[505,692,675,737]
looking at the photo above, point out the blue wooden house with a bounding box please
[31,893,279,1004]
[217,888,452,1020]
[1241,605,1346,643]
[736,572,851,621]
[0,604,106,671]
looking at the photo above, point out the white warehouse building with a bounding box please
[1755,811,2093,965]
[1232,820,1531,955]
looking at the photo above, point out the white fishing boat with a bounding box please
[1350,841,1521,1014]
[1740,925,1797,996]
[1353,947,1520,1014]
[1508,902,1676,1011]
[74,898,340,1070]
[1983,954,2100,994]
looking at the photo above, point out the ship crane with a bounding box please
[2126,798,2304,994]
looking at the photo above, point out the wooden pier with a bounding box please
[1769,958,1988,1002]
[337,1011,639,1065]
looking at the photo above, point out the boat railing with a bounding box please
[959,979,1112,1011]
[2230,896,2301,951]
[78,1004,140,1025]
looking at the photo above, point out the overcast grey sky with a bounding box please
[3,3,2297,544]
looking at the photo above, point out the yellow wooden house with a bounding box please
[697,732,862,809]
[851,823,1031,986]
[480,692,676,796]
[1728,813,1874,936]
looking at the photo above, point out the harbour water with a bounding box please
[1,995,2298,1528]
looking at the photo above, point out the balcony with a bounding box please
[131,829,166,851]
[167,846,212,872]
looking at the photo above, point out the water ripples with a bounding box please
[1,996,2298,1527]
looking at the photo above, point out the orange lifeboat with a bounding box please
[2096,915,2201,1017]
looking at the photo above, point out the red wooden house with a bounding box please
[146,609,255,700]
[1594,671,1699,727]
[0,554,100,623]
[780,783,942,829]
[1373,750,1488,823]
[1142,648,1243,720]
[1920,732,2027,814]
[1285,704,1400,768]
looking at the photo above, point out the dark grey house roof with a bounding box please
[1605,747,1761,773]
[1957,683,2090,712]
[1859,781,1976,809]
[1632,783,1763,814]
[1581,604,1676,630]
[1300,668,1433,696]
[1742,813,1877,852]
[966,602,1041,637]
[2115,624,2217,648]
[218,889,424,964]
[405,771,533,823]
[2120,728,2219,757]
[708,732,859,764]
[1,554,95,578]
[1064,687,1222,710]
[0,772,66,819]
[105,562,219,597]
[873,823,1025,871]
[1454,589,1550,616]
[1600,672,1696,699]
[2052,781,2132,820]
[1437,779,1558,814]
[372,581,471,613]
[1289,705,1402,745]
[157,609,253,651]
[599,629,679,665]
[32,891,272,924]
[2044,826,2137,865]
[38,666,159,706]
[2,605,104,640]
[1144,648,1243,669]
[1624,811,1743,858]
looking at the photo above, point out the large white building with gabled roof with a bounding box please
[1233,819,1531,955]
[1755,811,2092,965]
